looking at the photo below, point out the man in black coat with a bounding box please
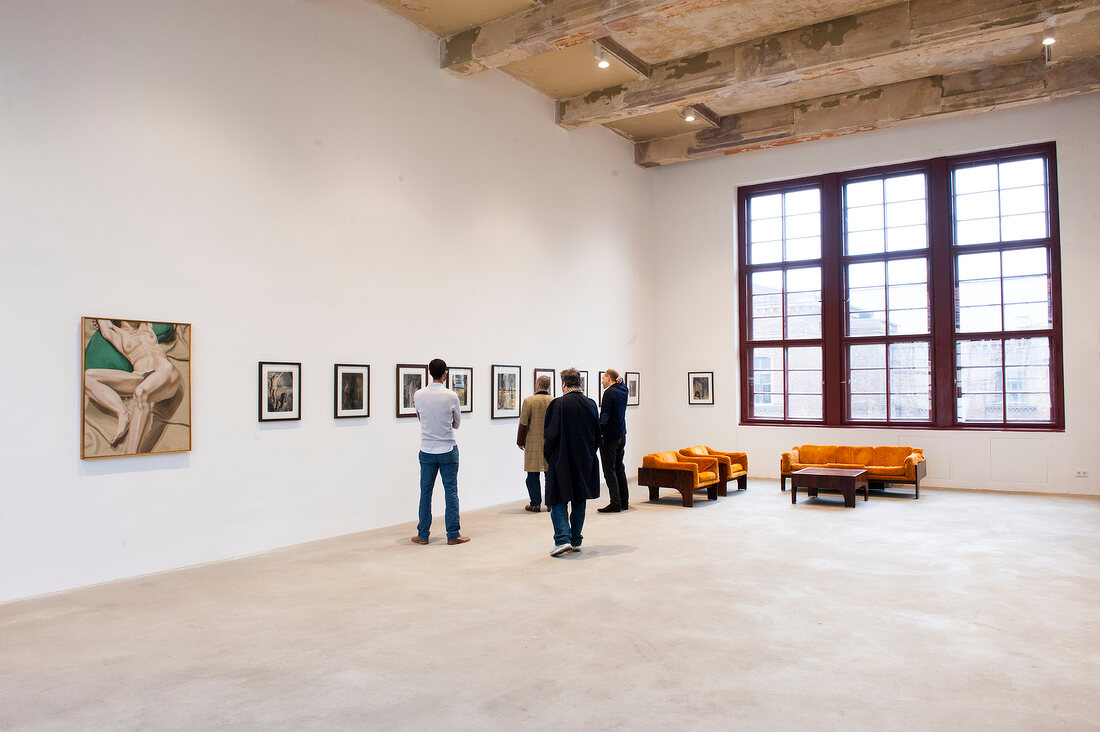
[543,367,601,556]
[597,368,630,512]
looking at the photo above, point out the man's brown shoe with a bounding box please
[447,536,471,545]
[411,536,428,545]
[524,505,541,512]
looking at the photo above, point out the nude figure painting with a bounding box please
[81,318,191,459]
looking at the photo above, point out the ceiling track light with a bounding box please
[679,106,697,122]
[594,42,610,69]
[1042,31,1056,62]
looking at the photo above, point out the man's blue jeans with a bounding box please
[549,500,586,547]
[418,447,460,541]
[525,472,544,507]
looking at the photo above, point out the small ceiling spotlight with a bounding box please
[594,43,610,69]
[680,107,697,122]
[1042,32,1056,62]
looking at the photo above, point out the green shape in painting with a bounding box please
[84,322,175,371]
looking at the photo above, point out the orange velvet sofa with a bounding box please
[780,444,926,498]
[638,451,725,507]
[678,446,748,492]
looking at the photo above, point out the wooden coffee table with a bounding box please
[791,467,869,508]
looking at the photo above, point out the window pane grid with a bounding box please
[953,157,1049,246]
[749,346,822,421]
[847,341,931,422]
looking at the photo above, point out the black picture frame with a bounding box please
[688,371,714,405]
[449,366,473,413]
[625,371,640,406]
[577,370,589,397]
[259,361,301,422]
[533,368,556,396]
[396,364,428,418]
[491,364,521,419]
[334,364,370,418]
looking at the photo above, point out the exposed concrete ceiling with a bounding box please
[366,0,1100,167]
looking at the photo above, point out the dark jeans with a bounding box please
[417,447,460,540]
[525,472,544,507]
[549,500,587,547]
[599,436,629,509]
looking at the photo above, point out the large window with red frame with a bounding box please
[737,143,1063,430]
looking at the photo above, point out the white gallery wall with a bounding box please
[0,0,656,603]
[648,94,1100,497]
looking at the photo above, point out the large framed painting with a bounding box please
[259,362,301,422]
[81,317,192,459]
[448,366,473,413]
[625,371,640,406]
[491,364,521,419]
[396,364,428,418]
[334,364,370,418]
[533,368,556,396]
[688,371,714,405]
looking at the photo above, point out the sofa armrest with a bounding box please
[642,460,698,477]
[904,453,926,480]
[780,451,796,474]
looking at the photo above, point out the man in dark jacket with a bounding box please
[597,369,630,513]
[543,368,601,556]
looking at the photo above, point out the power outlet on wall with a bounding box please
[1075,470,1089,478]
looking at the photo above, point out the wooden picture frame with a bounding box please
[334,364,370,418]
[448,366,473,413]
[491,364,521,419]
[259,361,301,422]
[625,371,640,406]
[533,368,556,396]
[396,364,428,418]
[81,317,192,458]
[688,371,714,405]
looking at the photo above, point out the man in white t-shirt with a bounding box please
[411,358,469,546]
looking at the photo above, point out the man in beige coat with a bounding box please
[517,374,553,512]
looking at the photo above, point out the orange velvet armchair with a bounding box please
[679,446,748,492]
[780,444,926,498]
[638,451,723,507]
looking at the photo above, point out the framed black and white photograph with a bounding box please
[396,364,428,418]
[259,361,301,422]
[334,364,370,418]
[533,368,556,396]
[578,370,589,397]
[598,370,607,405]
[688,371,714,405]
[448,366,473,413]
[491,364,521,419]
[625,371,640,406]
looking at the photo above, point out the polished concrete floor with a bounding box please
[2,480,1099,731]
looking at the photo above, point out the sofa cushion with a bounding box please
[873,445,914,466]
[835,445,873,465]
[866,464,907,477]
[826,463,866,470]
[698,471,718,483]
[729,463,744,473]
[799,444,837,464]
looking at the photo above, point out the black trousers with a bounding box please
[599,436,629,509]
